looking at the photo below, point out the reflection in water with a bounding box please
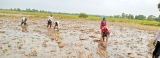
[21,25,28,32]
[97,41,109,58]
[47,28,53,35]
[53,29,62,41]
[98,42,107,51]
[53,29,60,34]
[46,28,62,41]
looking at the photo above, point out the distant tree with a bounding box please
[114,15,121,18]
[121,13,125,18]
[10,8,13,10]
[109,16,113,18]
[114,15,116,18]
[141,15,146,20]
[147,15,155,21]
[135,15,146,20]
[32,9,35,12]
[135,15,139,20]
[26,8,31,12]
[128,14,131,19]
[125,14,128,19]
[79,13,88,18]
[155,18,160,22]
[131,15,134,19]
[40,10,45,13]
[17,8,21,11]
[158,3,160,18]
[158,3,160,11]
[114,15,117,18]
[14,8,17,11]
[35,9,38,12]
[127,14,134,19]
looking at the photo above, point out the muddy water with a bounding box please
[0,18,155,58]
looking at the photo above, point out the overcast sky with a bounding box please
[0,0,159,17]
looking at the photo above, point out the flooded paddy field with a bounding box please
[0,18,155,58]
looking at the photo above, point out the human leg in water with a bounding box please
[47,24,49,28]
[21,22,23,25]
[47,22,51,28]
[24,22,26,25]
[153,41,160,58]
[49,23,52,28]
[102,32,108,42]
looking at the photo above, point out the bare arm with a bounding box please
[153,29,160,45]
[154,29,160,41]
[100,22,102,29]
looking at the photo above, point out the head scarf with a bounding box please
[102,17,106,21]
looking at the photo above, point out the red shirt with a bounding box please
[102,26,110,33]
[100,21,107,29]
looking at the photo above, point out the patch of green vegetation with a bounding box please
[107,18,160,26]
[1,10,160,26]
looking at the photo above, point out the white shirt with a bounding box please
[48,18,52,21]
[22,17,26,22]
[55,21,59,25]
[48,16,53,22]
[55,21,60,28]
[155,29,160,41]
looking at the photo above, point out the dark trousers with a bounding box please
[102,32,108,41]
[153,41,160,58]
[21,22,26,25]
[47,22,52,28]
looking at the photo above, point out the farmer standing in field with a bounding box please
[47,14,53,28]
[21,17,27,26]
[100,17,107,30]
[100,17,110,41]
[153,29,160,58]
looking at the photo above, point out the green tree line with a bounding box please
[109,3,160,22]
[109,13,160,21]
[0,8,52,13]
[0,2,160,22]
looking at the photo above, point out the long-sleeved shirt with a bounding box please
[55,21,59,25]
[155,29,160,41]
[100,21,107,29]
[47,16,53,23]
[22,17,27,22]
[47,18,53,21]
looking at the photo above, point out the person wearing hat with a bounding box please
[21,17,27,26]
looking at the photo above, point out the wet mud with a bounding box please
[0,18,155,58]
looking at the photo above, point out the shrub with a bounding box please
[78,13,88,18]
